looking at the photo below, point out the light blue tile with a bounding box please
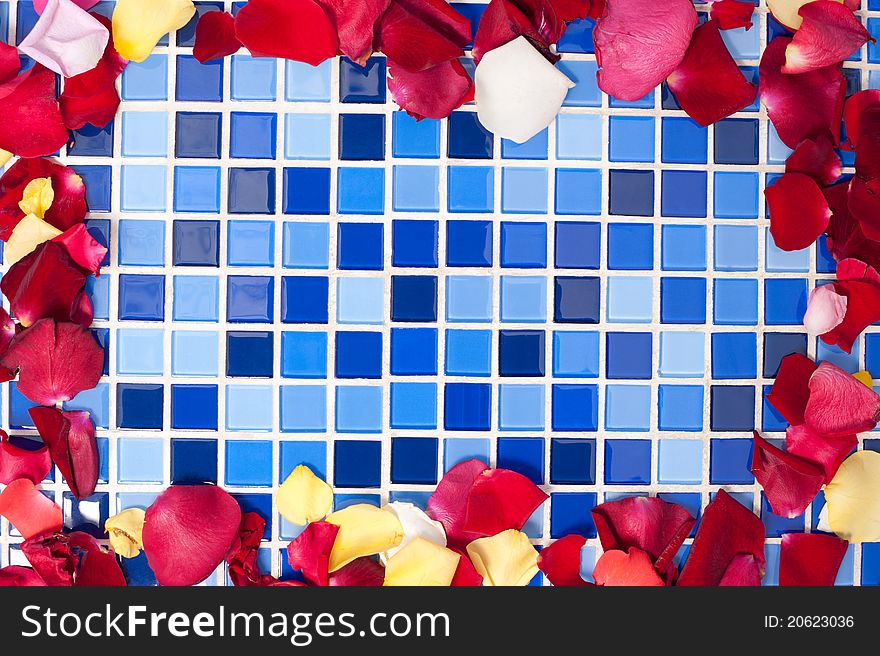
[284,114,331,160]
[282,221,330,269]
[337,277,384,324]
[172,331,219,377]
[605,385,651,431]
[714,225,758,271]
[393,165,440,212]
[121,166,167,212]
[64,383,110,429]
[86,275,111,321]
[721,25,760,59]
[119,220,165,266]
[658,439,703,484]
[446,276,493,322]
[173,276,220,322]
[501,168,548,213]
[117,329,164,376]
[765,229,810,272]
[231,55,277,100]
[228,220,275,267]
[281,385,327,432]
[226,385,273,431]
[553,331,600,377]
[285,59,331,102]
[607,276,653,323]
[335,386,383,433]
[444,438,491,470]
[499,384,545,431]
[122,54,168,100]
[659,332,705,378]
[556,114,602,160]
[121,112,168,157]
[500,276,546,322]
[118,438,164,483]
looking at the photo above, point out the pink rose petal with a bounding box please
[804,284,848,336]
[19,0,109,78]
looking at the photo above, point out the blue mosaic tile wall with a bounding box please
[5,0,880,585]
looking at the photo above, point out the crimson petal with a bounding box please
[0,157,87,238]
[52,223,107,275]
[766,353,818,426]
[0,565,46,586]
[843,89,880,150]
[329,557,385,586]
[804,358,880,436]
[0,41,19,84]
[317,0,392,64]
[779,532,848,586]
[751,431,825,518]
[785,135,842,187]
[820,280,880,354]
[227,512,277,586]
[0,430,52,485]
[450,549,483,586]
[193,10,240,64]
[824,182,880,271]
[678,490,766,586]
[765,172,832,251]
[759,36,845,149]
[537,534,590,586]
[387,58,473,120]
[786,424,856,483]
[377,0,471,72]
[463,468,548,536]
[549,0,590,22]
[22,531,125,586]
[0,479,62,539]
[710,0,755,30]
[142,485,242,586]
[718,554,762,586]
[286,520,339,586]
[29,407,98,500]
[0,65,68,158]
[472,0,561,64]
[234,0,338,66]
[426,458,488,548]
[783,1,872,75]
[665,20,756,127]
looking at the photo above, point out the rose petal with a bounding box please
[825,450,880,542]
[426,458,488,548]
[226,512,277,586]
[766,353,818,426]
[276,464,333,526]
[678,490,766,586]
[0,431,52,486]
[665,20,756,127]
[751,431,825,518]
[0,65,69,158]
[0,565,46,586]
[471,0,560,65]
[193,10,240,63]
[450,548,483,586]
[286,520,339,586]
[537,534,590,586]
[475,36,574,143]
[718,553,763,586]
[383,537,461,586]
[4,213,64,267]
[0,158,87,238]
[786,424,856,483]
[52,223,107,275]
[785,135,842,186]
[710,0,755,30]
[35,0,99,13]
[804,284,848,336]
[18,0,109,78]
[593,0,697,101]
[325,504,404,572]
[22,530,125,586]
[843,88,880,150]
[329,557,385,586]
[783,1,872,74]
[0,41,21,84]
[382,501,447,562]
[377,0,472,72]
[593,548,665,586]
[0,479,62,539]
[234,0,337,66]
[105,508,146,559]
[465,529,538,586]
[820,279,880,354]
[29,407,98,500]
[591,496,695,575]
[779,532,848,586]
[388,58,474,121]
[759,36,845,149]
[142,485,242,586]
[551,0,591,22]
[765,172,832,251]
[315,0,390,65]
[823,182,880,271]
[0,319,103,406]
[805,360,880,436]
[112,0,195,62]
[768,0,850,31]
[463,467,548,537]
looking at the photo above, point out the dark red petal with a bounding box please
[550,0,590,22]
[0,319,104,406]
[227,512,277,586]
[678,490,766,586]
[805,358,880,435]
[786,424,856,483]
[665,20,756,127]
[22,531,125,587]
[783,1,872,75]
[328,557,385,586]
[843,89,880,150]
[1,242,88,328]
[0,308,14,353]
[710,0,754,30]
[587,0,605,19]
[824,182,880,271]
[765,172,832,251]
[821,279,880,353]
[317,0,392,64]
[426,458,488,548]
[785,135,842,187]
[759,35,845,149]
[766,353,818,426]
[463,468,548,536]
[0,42,20,84]
[592,548,665,586]
[388,58,474,121]
[450,548,483,586]
[29,407,98,500]
[286,520,339,586]
[779,532,848,586]
[718,553,762,586]
[143,485,242,586]
[193,10,241,64]
[0,65,68,158]
[593,0,697,101]
[0,430,52,485]
[52,223,107,275]
[234,0,338,66]
[0,565,46,586]
[537,534,590,586]
[751,431,825,518]
[377,0,470,72]
[0,479,62,540]
[0,157,87,238]
[472,0,557,65]
[591,496,695,574]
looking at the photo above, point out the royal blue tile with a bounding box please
[281,276,329,324]
[175,112,222,158]
[499,330,545,377]
[555,221,600,269]
[661,117,708,164]
[171,384,218,430]
[609,169,653,216]
[445,329,491,376]
[338,222,384,270]
[711,438,754,482]
[501,222,547,268]
[662,225,706,271]
[173,220,220,266]
[336,331,382,379]
[448,111,493,159]
[447,220,492,267]
[606,332,652,379]
[444,383,491,431]
[554,276,600,323]
[608,223,653,270]
[712,332,758,379]
[391,328,438,376]
[339,113,385,160]
[605,439,652,485]
[550,492,597,538]
[392,219,438,267]
[226,441,273,487]
[227,275,274,323]
[71,165,112,212]
[228,168,275,214]
[283,167,331,215]
[662,170,707,218]
[659,385,704,432]
[339,56,386,102]
[552,384,598,431]
[764,278,808,325]
[338,167,384,214]
[118,274,165,321]
[117,384,163,430]
[448,166,494,212]
[391,275,438,322]
[177,2,224,46]
[281,332,328,379]
[334,440,382,487]
[226,331,274,378]
[392,113,440,158]
[391,437,439,484]
[176,55,223,101]
[557,17,595,53]
[661,277,707,324]
[230,112,277,159]
[609,116,655,162]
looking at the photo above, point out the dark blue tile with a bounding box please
[117,383,164,429]
[338,222,384,270]
[63,492,109,537]
[608,223,653,270]
[605,439,652,485]
[715,118,759,164]
[606,332,652,379]
[660,277,707,323]
[709,437,754,485]
[444,383,491,431]
[555,222,600,269]
[763,333,808,377]
[176,55,223,101]
[450,2,486,48]
[552,384,598,431]
[228,168,275,214]
[550,438,596,484]
[92,328,110,376]
[283,167,331,214]
[710,385,755,431]
[661,170,707,218]
[497,437,544,484]
[70,165,112,212]
[390,328,438,376]
[173,220,220,266]
[175,112,222,158]
[609,169,654,216]
[392,219,438,267]
[230,112,277,159]
[86,218,111,267]
[448,111,493,159]
[171,384,218,430]
[334,440,382,487]
[171,438,218,484]
[118,274,165,321]
[550,492,596,538]
[391,437,439,485]
[447,220,492,267]
[16,0,38,44]
[554,276,600,323]
[120,552,157,586]
[339,113,385,160]
[391,275,438,322]
[339,57,386,103]
[499,330,545,377]
[68,121,114,157]
[281,276,328,323]
[227,275,274,323]
[336,331,383,379]
[227,331,274,378]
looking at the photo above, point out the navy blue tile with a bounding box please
[171,384,218,430]
[118,274,165,321]
[609,170,653,216]
[499,330,545,377]
[70,165,112,212]
[391,275,438,322]
[763,333,808,378]
[447,220,492,267]
[552,384,598,431]
[338,223,384,270]
[715,119,759,165]
[227,331,274,378]
[448,112,493,159]
[392,219,439,267]
[339,113,385,160]
[710,385,756,431]
[554,276,600,323]
[117,383,164,429]
[120,552,157,586]
[336,331,383,379]
[391,437,439,485]
[228,168,275,214]
[606,332,652,379]
[68,121,114,157]
[497,437,544,484]
[227,275,274,323]
[175,112,222,158]
[176,55,223,101]
[283,167,331,215]
[555,222,601,269]
[173,220,220,266]
[444,383,492,431]
[390,328,438,376]
[171,438,218,484]
[281,276,329,324]
[340,57,386,103]
[334,440,382,487]
[550,438,596,484]
[660,277,707,323]
[92,327,110,376]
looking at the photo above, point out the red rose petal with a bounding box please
[1,242,88,328]
[286,520,339,587]
[0,157,87,239]
[785,135,842,187]
[29,407,98,500]
[0,479,62,540]
[824,182,880,271]
[0,565,46,586]
[234,0,338,66]
[665,20,756,127]
[450,549,483,586]
[821,279,880,353]
[766,353,818,426]
[387,58,474,120]
[0,64,68,158]
[718,553,763,586]
[804,359,880,436]
[193,10,241,64]
[472,0,562,65]
[678,490,766,586]
[0,42,20,84]
[0,308,14,354]
[550,0,590,22]
[227,512,277,586]
[783,1,872,75]
[592,496,695,575]
[22,531,125,586]
[329,557,385,586]
[537,534,590,586]
[843,89,880,150]
[847,174,880,243]
[710,0,755,30]
[462,468,548,536]
[592,548,665,587]
[751,431,825,518]
[317,0,392,65]
[593,0,697,101]
[142,485,242,586]
[377,0,471,72]
[0,431,52,486]
[52,223,107,275]
[765,172,832,251]
[779,532,848,586]
[786,424,856,483]
[426,458,488,548]
[760,36,845,149]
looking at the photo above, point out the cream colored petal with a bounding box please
[825,450,880,542]
[0,150,12,168]
[325,504,404,572]
[381,501,446,563]
[276,464,333,525]
[112,0,195,62]
[19,177,54,219]
[105,507,146,558]
[854,371,874,388]
[5,213,63,268]
[383,537,460,586]
[466,529,539,586]
[767,0,846,30]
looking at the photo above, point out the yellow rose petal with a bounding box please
[854,371,874,388]
[277,464,333,525]
[105,508,146,558]
[0,149,12,168]
[825,450,880,542]
[19,177,54,219]
[325,504,403,572]
[383,538,460,587]
[112,0,195,62]
[5,213,63,269]
[466,529,538,586]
